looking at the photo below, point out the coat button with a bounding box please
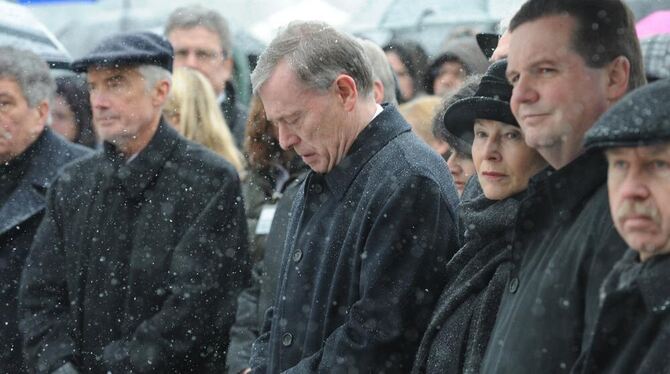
[292,249,303,263]
[509,276,519,293]
[312,184,323,194]
[282,332,293,347]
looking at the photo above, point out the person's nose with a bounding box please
[618,167,651,201]
[89,90,109,111]
[511,75,539,115]
[446,154,462,175]
[277,123,300,151]
[483,136,502,162]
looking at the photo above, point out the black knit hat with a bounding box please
[584,78,670,150]
[442,59,517,154]
[72,31,173,73]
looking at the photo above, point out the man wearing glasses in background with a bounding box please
[165,5,248,147]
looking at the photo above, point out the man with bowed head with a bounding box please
[19,32,249,373]
[574,78,670,373]
[249,21,459,373]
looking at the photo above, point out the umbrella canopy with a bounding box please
[0,2,71,69]
[636,10,670,39]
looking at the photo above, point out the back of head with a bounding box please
[165,67,244,173]
[0,46,54,107]
[165,5,232,58]
[382,40,429,94]
[251,21,374,98]
[509,0,645,91]
[358,38,397,105]
[399,95,442,145]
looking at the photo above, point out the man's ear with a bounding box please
[333,74,358,112]
[606,56,631,103]
[372,80,384,104]
[35,100,49,127]
[152,80,171,107]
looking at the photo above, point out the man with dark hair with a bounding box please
[480,0,644,372]
[19,32,249,374]
[165,5,248,147]
[0,46,90,374]
[248,21,458,373]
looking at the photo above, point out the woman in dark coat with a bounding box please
[412,59,547,373]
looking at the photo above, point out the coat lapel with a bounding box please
[0,182,45,235]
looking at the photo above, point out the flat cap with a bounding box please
[71,31,173,73]
[584,78,670,150]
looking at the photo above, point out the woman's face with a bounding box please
[385,51,414,101]
[446,149,476,197]
[50,95,78,142]
[472,119,547,200]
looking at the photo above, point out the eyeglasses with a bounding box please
[174,48,227,63]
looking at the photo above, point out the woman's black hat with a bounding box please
[442,59,517,154]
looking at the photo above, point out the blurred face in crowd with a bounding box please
[50,95,78,142]
[606,144,670,261]
[168,26,233,96]
[472,119,546,200]
[87,66,167,155]
[506,15,612,169]
[433,61,466,96]
[446,149,476,196]
[259,59,356,174]
[386,51,414,101]
[0,78,48,163]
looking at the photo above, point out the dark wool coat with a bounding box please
[572,250,670,374]
[0,129,90,374]
[412,180,519,374]
[249,105,460,373]
[19,122,250,374]
[227,171,309,374]
[220,82,248,149]
[481,152,628,374]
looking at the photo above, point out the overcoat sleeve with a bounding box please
[19,180,78,373]
[101,176,252,372]
[286,175,456,373]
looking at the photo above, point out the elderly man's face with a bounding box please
[0,78,47,163]
[259,60,349,174]
[87,66,160,150]
[168,26,232,96]
[606,144,670,261]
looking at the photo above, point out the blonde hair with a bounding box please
[399,95,444,148]
[164,67,245,174]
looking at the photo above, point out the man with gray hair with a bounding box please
[0,46,89,374]
[358,38,398,106]
[19,32,250,374]
[248,21,458,373]
[165,5,248,146]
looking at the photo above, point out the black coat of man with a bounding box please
[249,105,460,373]
[0,128,89,373]
[19,122,250,373]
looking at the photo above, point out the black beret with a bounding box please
[584,78,670,151]
[71,31,173,73]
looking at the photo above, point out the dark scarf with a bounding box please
[413,182,522,373]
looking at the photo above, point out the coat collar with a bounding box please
[0,129,81,234]
[526,150,607,221]
[614,250,670,314]
[321,105,411,200]
[100,120,181,200]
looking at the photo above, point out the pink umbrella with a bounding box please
[636,10,670,39]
